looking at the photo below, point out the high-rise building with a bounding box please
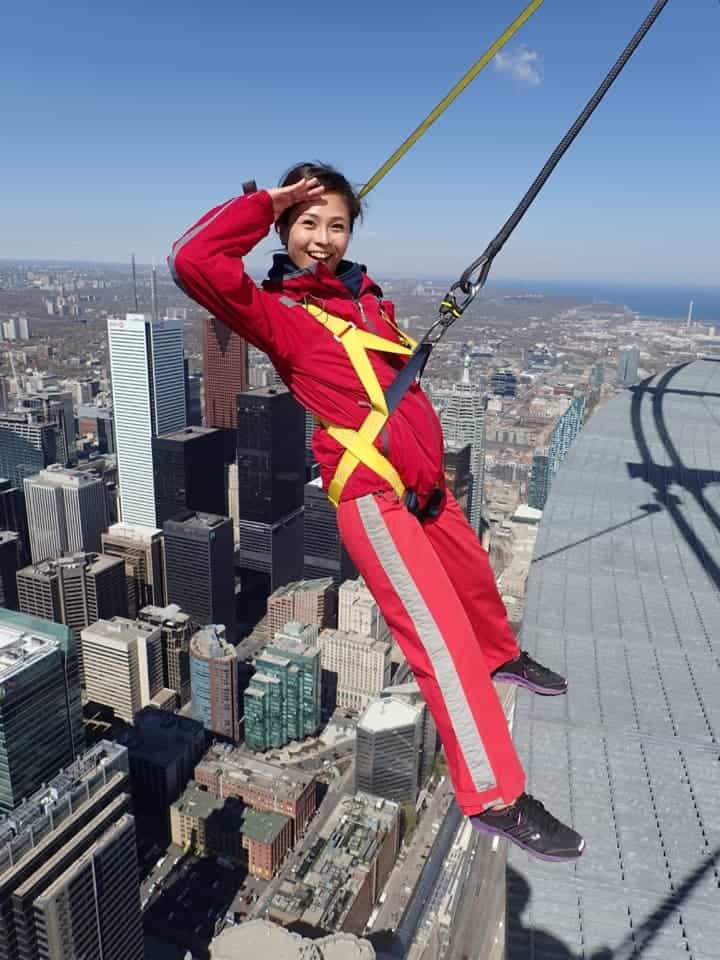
[77,403,115,454]
[380,680,437,788]
[443,442,473,521]
[184,355,203,426]
[82,616,165,723]
[0,532,19,610]
[107,313,185,527]
[0,740,143,960]
[548,394,586,474]
[23,464,108,563]
[152,425,225,524]
[164,511,236,639]
[138,602,192,705]
[266,577,337,639]
[101,521,166,617]
[0,479,28,563]
[16,388,75,465]
[337,579,390,642]
[202,315,248,430]
[0,409,64,488]
[355,696,424,804]
[432,359,487,532]
[490,369,518,397]
[319,628,391,713]
[236,387,305,617]
[227,461,240,545]
[0,608,83,813]
[617,345,640,387]
[303,478,356,584]
[190,625,241,742]
[244,623,322,752]
[117,707,206,815]
[528,451,551,510]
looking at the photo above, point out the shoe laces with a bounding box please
[514,793,562,836]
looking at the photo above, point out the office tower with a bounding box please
[267,577,337,639]
[591,363,605,390]
[184,355,203,426]
[432,359,487,533]
[0,532,19,610]
[152,426,225,524]
[0,741,143,960]
[303,478,357,584]
[0,609,83,813]
[190,625,241,742]
[0,409,64,487]
[138,603,192,705]
[23,464,107,563]
[0,377,9,413]
[355,696,424,804]
[381,681,437,788]
[0,479,28,563]
[548,394,586,474]
[202,315,248,430]
[244,623,321,752]
[107,313,185,527]
[617,345,640,386]
[101,521,166,617]
[164,511,236,638]
[236,387,304,617]
[82,616,164,723]
[16,388,75,464]
[77,403,115,454]
[117,707,206,814]
[528,451,551,510]
[490,369,518,397]
[443,442,473,521]
[319,628,391,713]
[227,461,240,545]
[16,552,127,669]
[337,579,390,642]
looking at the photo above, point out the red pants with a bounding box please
[337,490,526,814]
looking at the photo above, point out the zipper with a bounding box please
[355,298,379,334]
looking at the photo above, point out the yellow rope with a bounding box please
[359,0,546,198]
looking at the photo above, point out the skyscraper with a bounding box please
[319,628,391,713]
[0,478,29,562]
[528,395,586,510]
[432,358,487,533]
[617,345,640,387]
[244,622,321,752]
[16,388,76,465]
[138,603,192,706]
[0,608,83,812]
[528,451,551,510]
[190,624,241,742]
[0,532,19,610]
[82,617,164,723]
[107,313,185,527]
[303,478,356,585]
[152,425,225,524]
[266,577,337,639]
[202,315,248,430]
[0,740,143,960]
[0,409,64,487]
[443,442,473,521]
[184,355,203,426]
[490,369,518,397]
[164,511,236,639]
[23,464,108,563]
[355,696,423,805]
[101,522,166,617]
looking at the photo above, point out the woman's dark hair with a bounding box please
[276,162,363,233]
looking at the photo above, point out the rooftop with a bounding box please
[270,578,335,600]
[320,628,390,656]
[0,609,69,684]
[514,359,720,958]
[241,807,290,845]
[26,464,103,487]
[164,509,229,530]
[172,780,225,820]
[18,551,122,579]
[103,521,163,540]
[139,602,190,626]
[198,745,315,799]
[191,624,235,660]
[358,696,422,734]
[209,920,376,959]
[82,616,158,647]
[156,425,220,443]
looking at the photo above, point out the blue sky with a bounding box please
[2,0,718,285]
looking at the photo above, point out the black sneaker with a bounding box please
[492,651,567,695]
[470,794,585,862]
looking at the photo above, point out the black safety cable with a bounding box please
[385,0,671,413]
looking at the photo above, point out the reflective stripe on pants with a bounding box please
[336,490,525,814]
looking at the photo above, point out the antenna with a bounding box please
[462,354,471,386]
[151,259,158,322]
[131,253,139,312]
[687,300,694,329]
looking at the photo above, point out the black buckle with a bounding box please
[404,486,445,522]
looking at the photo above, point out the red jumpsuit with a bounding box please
[170,190,525,813]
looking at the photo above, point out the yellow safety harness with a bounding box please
[303,303,418,507]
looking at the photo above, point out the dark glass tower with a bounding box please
[152,425,226,525]
[303,478,356,585]
[164,511,236,640]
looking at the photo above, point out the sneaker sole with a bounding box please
[471,819,585,862]
[493,673,568,696]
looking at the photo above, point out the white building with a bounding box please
[617,345,640,387]
[81,617,164,722]
[431,356,487,533]
[107,314,185,527]
[23,465,108,564]
[338,579,390,642]
[319,627,391,712]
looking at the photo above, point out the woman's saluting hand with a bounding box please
[267,177,325,222]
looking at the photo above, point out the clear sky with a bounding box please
[2,0,718,285]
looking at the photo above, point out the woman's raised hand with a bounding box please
[266,178,325,222]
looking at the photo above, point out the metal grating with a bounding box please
[509,360,720,959]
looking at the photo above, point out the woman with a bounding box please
[170,162,584,862]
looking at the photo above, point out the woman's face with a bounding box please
[280,191,351,274]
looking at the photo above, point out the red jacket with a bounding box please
[170,190,445,506]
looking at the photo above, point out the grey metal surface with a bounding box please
[510,361,720,959]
